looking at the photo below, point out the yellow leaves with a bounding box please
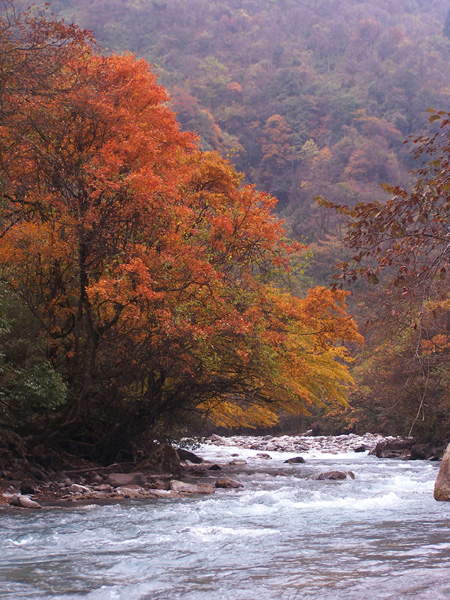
[198,399,279,429]
[0,12,362,436]
[422,334,450,355]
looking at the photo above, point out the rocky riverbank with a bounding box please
[1,433,445,509]
[203,432,445,460]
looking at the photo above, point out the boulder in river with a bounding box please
[284,456,305,464]
[370,438,415,459]
[177,448,203,464]
[312,471,351,481]
[434,443,450,501]
[215,478,243,489]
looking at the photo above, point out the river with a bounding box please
[1,440,449,599]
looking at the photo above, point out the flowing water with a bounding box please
[1,441,450,599]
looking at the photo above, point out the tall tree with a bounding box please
[0,4,361,459]
[321,110,450,440]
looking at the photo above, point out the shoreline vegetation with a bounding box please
[0,3,362,470]
[0,433,446,510]
[2,0,450,505]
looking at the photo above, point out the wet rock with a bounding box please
[312,471,349,481]
[354,445,367,453]
[10,495,42,509]
[169,480,215,494]
[410,443,441,461]
[229,459,247,466]
[176,448,203,464]
[207,464,222,471]
[215,478,243,489]
[370,438,415,459]
[284,456,305,464]
[434,443,450,501]
[108,473,146,487]
[256,453,272,460]
[347,471,356,479]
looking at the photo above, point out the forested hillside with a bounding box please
[48,0,450,246]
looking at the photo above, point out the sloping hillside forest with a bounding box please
[1,0,450,466]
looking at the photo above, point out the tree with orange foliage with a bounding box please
[0,4,361,461]
[320,110,450,441]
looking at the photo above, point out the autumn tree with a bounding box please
[322,110,450,441]
[0,4,361,461]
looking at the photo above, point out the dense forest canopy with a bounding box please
[44,0,450,248]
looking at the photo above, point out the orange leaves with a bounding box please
[0,7,362,437]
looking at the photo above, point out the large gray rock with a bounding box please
[284,456,305,464]
[370,438,415,459]
[434,443,450,501]
[177,448,203,464]
[108,472,146,487]
[215,478,243,489]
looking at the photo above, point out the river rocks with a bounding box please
[10,495,42,509]
[176,448,203,464]
[434,443,450,501]
[169,480,215,494]
[256,453,272,460]
[67,483,91,494]
[208,464,222,471]
[203,432,388,455]
[284,456,305,464]
[312,471,353,481]
[229,459,247,466]
[370,439,415,459]
[215,478,243,489]
[108,472,146,487]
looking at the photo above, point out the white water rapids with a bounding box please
[1,438,450,599]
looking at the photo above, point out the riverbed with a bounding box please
[1,439,449,599]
